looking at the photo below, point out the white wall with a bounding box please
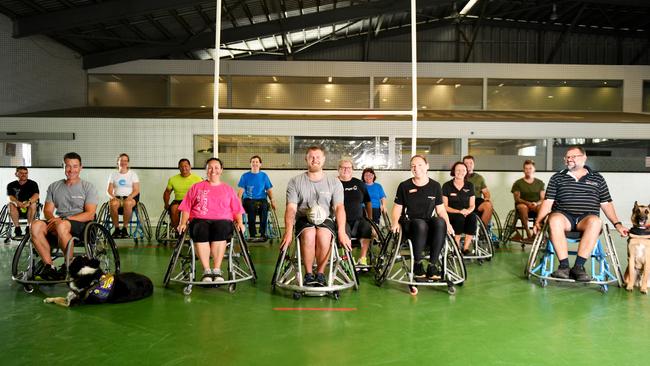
[0,14,86,115]
[2,167,647,230]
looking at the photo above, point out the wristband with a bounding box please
[613,221,622,227]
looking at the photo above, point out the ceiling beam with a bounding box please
[14,0,213,38]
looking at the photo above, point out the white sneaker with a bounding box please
[212,268,225,283]
[201,270,213,282]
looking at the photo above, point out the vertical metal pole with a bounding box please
[213,0,222,158]
[410,0,418,157]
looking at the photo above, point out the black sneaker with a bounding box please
[304,273,317,286]
[40,264,62,281]
[14,226,22,237]
[414,261,426,278]
[570,265,592,282]
[550,266,570,279]
[111,228,122,239]
[427,264,441,281]
[121,227,129,238]
[315,272,326,287]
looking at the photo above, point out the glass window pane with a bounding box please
[169,75,228,108]
[88,74,169,107]
[195,135,292,169]
[395,138,461,170]
[373,77,482,110]
[293,137,383,169]
[487,79,623,111]
[468,139,547,171]
[643,81,650,113]
[552,138,650,172]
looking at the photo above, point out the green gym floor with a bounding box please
[1,235,648,366]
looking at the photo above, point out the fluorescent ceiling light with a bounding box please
[436,78,444,84]
[272,76,278,82]
[460,0,479,16]
[382,77,389,83]
[327,76,333,83]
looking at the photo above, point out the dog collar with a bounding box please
[630,227,650,236]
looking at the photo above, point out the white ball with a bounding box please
[307,205,328,225]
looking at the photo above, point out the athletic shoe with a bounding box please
[358,257,368,266]
[212,269,225,283]
[550,267,570,279]
[570,265,592,282]
[14,226,22,237]
[304,273,317,286]
[121,227,129,238]
[414,261,426,278]
[316,272,326,287]
[201,269,213,283]
[427,264,441,281]
[111,228,122,239]
[40,264,62,281]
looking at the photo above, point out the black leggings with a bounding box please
[403,217,446,264]
[448,212,478,235]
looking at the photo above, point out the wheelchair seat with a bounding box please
[97,199,151,243]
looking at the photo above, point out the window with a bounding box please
[552,138,650,172]
[468,139,547,171]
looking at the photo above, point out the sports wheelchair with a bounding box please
[155,207,178,244]
[242,199,282,242]
[97,199,152,243]
[350,216,387,273]
[374,225,466,295]
[11,221,120,293]
[163,225,257,295]
[271,226,358,300]
[525,221,623,293]
[501,209,536,249]
[459,214,494,264]
[0,202,42,243]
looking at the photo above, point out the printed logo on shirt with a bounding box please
[428,196,436,200]
[344,186,358,191]
[585,180,599,187]
[462,189,470,193]
[118,179,127,186]
[318,191,333,198]
[408,189,417,194]
[71,195,84,200]
[450,193,458,197]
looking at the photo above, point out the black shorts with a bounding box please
[346,219,372,240]
[189,219,234,242]
[555,211,596,232]
[474,197,485,213]
[294,216,337,237]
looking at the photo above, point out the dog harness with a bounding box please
[87,274,115,303]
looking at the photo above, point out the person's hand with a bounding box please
[615,223,629,237]
[177,223,187,234]
[338,231,352,251]
[237,222,246,234]
[447,225,455,236]
[270,200,276,210]
[533,221,542,235]
[280,231,293,251]
[391,222,401,233]
[164,202,170,210]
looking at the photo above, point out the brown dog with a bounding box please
[624,201,650,294]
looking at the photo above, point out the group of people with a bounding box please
[5,144,630,286]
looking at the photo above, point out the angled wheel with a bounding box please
[155,208,172,243]
[374,231,399,286]
[500,209,517,244]
[84,222,120,274]
[137,202,152,241]
[12,233,35,282]
[0,204,10,240]
[267,206,282,240]
[163,232,187,287]
[96,202,112,230]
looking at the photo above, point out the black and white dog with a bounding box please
[44,256,153,307]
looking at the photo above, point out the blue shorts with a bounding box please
[555,211,597,232]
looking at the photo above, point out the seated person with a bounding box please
[30,152,98,280]
[534,146,628,281]
[362,167,387,225]
[442,161,476,255]
[107,153,140,238]
[337,158,372,266]
[280,146,351,287]
[6,166,40,237]
[391,155,454,280]
[511,159,545,242]
[163,158,203,234]
[463,155,493,227]
[237,155,276,241]
[177,158,245,283]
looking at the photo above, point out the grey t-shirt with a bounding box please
[45,179,98,218]
[286,173,344,218]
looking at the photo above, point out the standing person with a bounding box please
[511,159,545,242]
[534,146,628,281]
[30,153,98,280]
[177,158,245,283]
[6,166,40,237]
[362,167,387,225]
[107,153,140,238]
[442,162,476,255]
[280,146,351,287]
[337,158,373,267]
[391,155,454,280]
[163,158,203,234]
[237,155,276,242]
[463,155,493,227]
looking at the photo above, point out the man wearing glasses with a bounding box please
[533,146,628,281]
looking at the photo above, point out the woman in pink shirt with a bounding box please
[177,158,245,283]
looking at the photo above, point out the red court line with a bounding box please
[273,307,357,312]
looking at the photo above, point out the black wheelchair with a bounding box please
[155,207,178,245]
[0,202,42,244]
[12,221,120,293]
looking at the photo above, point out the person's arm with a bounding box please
[177,211,190,233]
[28,192,39,206]
[442,196,453,213]
[8,194,19,206]
[107,182,115,200]
[380,197,387,213]
[391,203,402,233]
[601,201,628,237]
[466,196,475,214]
[234,212,246,234]
[539,190,546,202]
[66,203,97,223]
[365,202,372,219]
[533,199,554,234]
[163,188,172,209]
[335,203,351,250]
[237,187,244,200]
[482,187,491,201]
[435,204,455,235]
[266,188,276,210]
[129,182,140,200]
[43,201,55,221]
[280,203,297,250]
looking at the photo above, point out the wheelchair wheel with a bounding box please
[137,202,152,241]
[491,209,503,245]
[444,234,467,285]
[234,228,257,281]
[271,245,292,289]
[0,204,10,239]
[84,222,120,274]
[11,234,35,283]
[500,209,517,244]
[374,231,399,286]
[96,202,111,230]
[155,208,174,244]
[477,219,494,260]
[268,207,282,240]
[163,232,187,287]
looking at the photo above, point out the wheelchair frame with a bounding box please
[163,225,257,295]
[97,200,152,243]
[374,227,466,295]
[525,221,624,293]
[11,221,120,293]
[459,214,494,264]
[242,198,282,242]
[271,227,358,300]
[0,202,42,243]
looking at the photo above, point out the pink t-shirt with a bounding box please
[178,181,244,221]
